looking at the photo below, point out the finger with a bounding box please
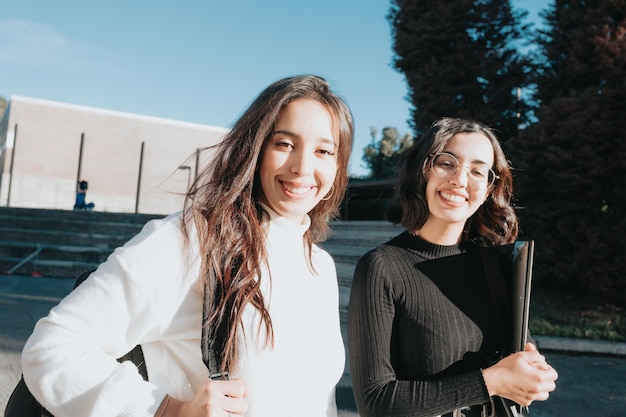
[524,342,538,352]
[533,389,552,402]
[225,396,249,416]
[221,379,247,399]
[543,367,559,385]
[523,350,545,363]
[529,359,551,370]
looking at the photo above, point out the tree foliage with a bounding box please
[387,0,533,141]
[362,127,413,179]
[0,96,7,120]
[509,0,626,303]
[385,0,626,303]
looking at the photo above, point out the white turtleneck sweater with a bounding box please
[22,210,345,417]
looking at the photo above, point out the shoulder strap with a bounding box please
[78,268,227,380]
[74,269,150,381]
[201,283,230,380]
[79,268,230,380]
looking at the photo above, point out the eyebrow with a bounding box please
[273,129,337,147]
[443,151,490,166]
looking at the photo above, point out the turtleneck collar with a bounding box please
[394,230,470,260]
[260,202,311,238]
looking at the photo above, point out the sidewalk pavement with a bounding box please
[534,335,626,357]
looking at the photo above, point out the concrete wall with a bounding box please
[0,96,227,215]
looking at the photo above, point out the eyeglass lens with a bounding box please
[430,153,494,187]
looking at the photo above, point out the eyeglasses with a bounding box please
[429,153,498,189]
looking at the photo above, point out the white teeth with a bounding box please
[441,192,465,203]
[282,182,311,195]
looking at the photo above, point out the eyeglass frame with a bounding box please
[426,152,499,189]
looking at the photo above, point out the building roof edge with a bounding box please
[8,95,229,133]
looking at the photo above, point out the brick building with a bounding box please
[0,96,227,215]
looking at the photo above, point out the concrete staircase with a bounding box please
[0,207,163,278]
[320,220,403,401]
[0,206,403,316]
[321,220,404,321]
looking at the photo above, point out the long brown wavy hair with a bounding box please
[182,75,353,373]
[386,117,518,246]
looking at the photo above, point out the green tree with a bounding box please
[510,0,626,303]
[362,127,413,179]
[387,0,533,141]
[0,96,7,120]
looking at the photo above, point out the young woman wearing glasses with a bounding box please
[348,117,558,417]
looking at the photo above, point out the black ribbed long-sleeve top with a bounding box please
[348,231,507,417]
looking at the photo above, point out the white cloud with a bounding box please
[0,18,110,69]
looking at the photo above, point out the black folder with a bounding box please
[496,240,534,417]
[481,240,535,417]
[509,240,535,352]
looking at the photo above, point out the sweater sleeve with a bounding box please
[348,250,491,417]
[21,214,191,417]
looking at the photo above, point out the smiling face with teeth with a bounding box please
[422,132,494,242]
[258,98,338,224]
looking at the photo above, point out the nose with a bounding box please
[450,165,470,187]
[290,149,314,176]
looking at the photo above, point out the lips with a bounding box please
[439,191,467,204]
[280,180,315,195]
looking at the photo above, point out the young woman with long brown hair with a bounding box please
[22,75,354,417]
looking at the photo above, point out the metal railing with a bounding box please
[6,245,43,275]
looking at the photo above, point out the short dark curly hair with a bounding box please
[386,117,518,246]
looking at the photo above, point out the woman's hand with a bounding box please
[481,343,558,406]
[156,378,248,417]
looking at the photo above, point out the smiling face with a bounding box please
[258,98,338,224]
[423,132,494,239]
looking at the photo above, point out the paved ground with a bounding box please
[2,274,626,417]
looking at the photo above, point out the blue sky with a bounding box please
[0,0,549,177]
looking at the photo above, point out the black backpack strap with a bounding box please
[117,346,148,381]
[7,269,229,417]
[73,268,96,289]
[75,268,149,381]
[202,281,230,380]
[80,268,227,380]
[5,269,151,417]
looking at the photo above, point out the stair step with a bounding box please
[0,227,128,248]
[0,207,161,278]
[0,258,99,278]
[0,207,403,281]
[0,213,157,235]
